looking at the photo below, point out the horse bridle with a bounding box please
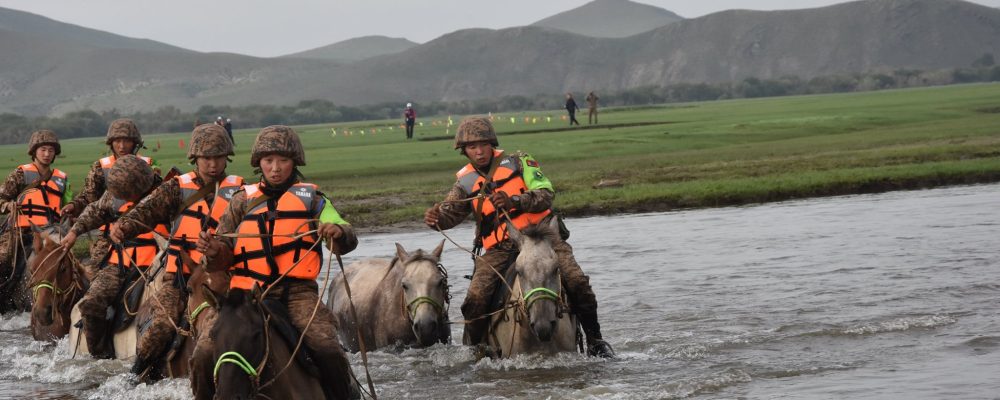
[518,271,566,320]
[213,298,271,398]
[402,262,451,322]
[29,241,83,322]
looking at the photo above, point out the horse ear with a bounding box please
[32,229,44,253]
[395,242,409,261]
[250,283,264,304]
[507,222,523,245]
[203,283,221,309]
[432,239,445,259]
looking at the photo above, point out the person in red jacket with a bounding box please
[404,103,417,139]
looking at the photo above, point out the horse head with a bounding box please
[28,224,74,327]
[395,240,450,347]
[509,217,564,342]
[210,287,267,400]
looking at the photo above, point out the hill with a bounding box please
[282,35,419,62]
[0,6,188,52]
[531,0,683,38]
[1,0,999,116]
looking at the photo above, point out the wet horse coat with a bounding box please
[487,219,580,357]
[28,226,88,341]
[328,241,450,351]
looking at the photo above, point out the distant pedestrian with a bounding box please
[404,103,416,139]
[224,118,234,145]
[565,93,580,126]
[586,91,599,124]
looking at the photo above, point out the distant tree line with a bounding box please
[1,58,998,145]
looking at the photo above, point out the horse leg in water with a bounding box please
[77,265,125,358]
[284,281,360,400]
[189,309,218,400]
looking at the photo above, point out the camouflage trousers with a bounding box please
[136,272,185,361]
[190,280,356,400]
[0,228,32,313]
[78,264,125,357]
[81,236,111,281]
[461,239,600,345]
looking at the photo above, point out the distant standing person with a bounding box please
[586,91,599,125]
[404,103,416,139]
[565,93,580,126]
[224,118,234,145]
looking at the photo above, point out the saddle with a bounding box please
[261,297,321,378]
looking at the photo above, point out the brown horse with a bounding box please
[209,288,327,400]
[487,219,580,357]
[328,241,450,352]
[27,226,88,341]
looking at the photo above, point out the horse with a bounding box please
[27,225,88,341]
[67,234,168,360]
[209,287,328,400]
[486,218,580,357]
[327,241,450,352]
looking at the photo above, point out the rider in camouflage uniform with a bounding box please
[194,126,359,400]
[61,119,159,280]
[0,130,71,313]
[61,155,162,358]
[424,117,614,357]
[111,124,243,378]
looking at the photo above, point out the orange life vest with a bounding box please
[99,154,153,181]
[230,182,322,290]
[104,197,168,270]
[166,173,244,275]
[16,163,67,228]
[456,150,551,250]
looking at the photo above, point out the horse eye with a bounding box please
[402,283,410,290]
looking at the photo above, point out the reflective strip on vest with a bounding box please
[167,173,244,275]
[455,151,551,250]
[16,164,67,228]
[105,198,168,270]
[230,183,322,290]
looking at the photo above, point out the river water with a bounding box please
[1,184,998,399]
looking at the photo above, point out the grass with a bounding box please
[2,83,999,228]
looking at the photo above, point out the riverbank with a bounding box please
[3,83,999,231]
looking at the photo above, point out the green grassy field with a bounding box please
[3,83,999,228]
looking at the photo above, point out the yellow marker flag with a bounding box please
[419,122,424,127]
[547,116,552,123]
[510,117,516,124]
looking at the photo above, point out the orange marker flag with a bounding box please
[179,139,185,148]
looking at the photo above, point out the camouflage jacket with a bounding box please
[68,160,106,212]
[434,152,554,231]
[70,192,124,236]
[116,174,211,238]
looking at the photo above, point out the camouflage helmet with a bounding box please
[250,125,306,167]
[105,118,143,151]
[454,117,498,149]
[106,155,155,201]
[27,130,61,157]
[188,124,235,160]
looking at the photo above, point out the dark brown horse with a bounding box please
[209,288,327,400]
[27,226,87,341]
[328,241,450,351]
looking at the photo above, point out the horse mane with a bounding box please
[380,249,442,284]
[519,223,560,245]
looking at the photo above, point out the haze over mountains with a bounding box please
[531,0,684,38]
[281,36,419,62]
[1,0,998,116]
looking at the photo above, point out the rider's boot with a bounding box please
[579,311,615,358]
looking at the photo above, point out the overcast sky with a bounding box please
[2,0,999,57]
